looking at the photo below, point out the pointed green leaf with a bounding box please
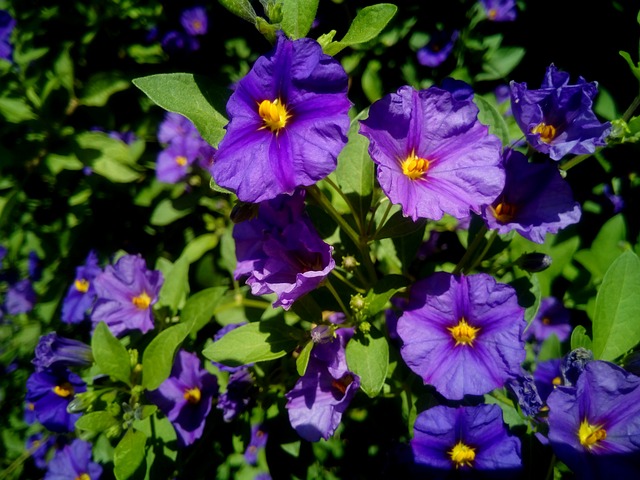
[91,322,131,385]
[296,340,314,376]
[592,250,640,361]
[114,429,147,480]
[281,0,319,39]
[365,274,410,317]
[570,325,592,351]
[80,71,130,107]
[345,327,388,397]
[142,323,190,390]
[0,98,38,122]
[575,213,627,282]
[475,94,509,145]
[75,411,120,439]
[219,0,257,23]
[180,286,228,335]
[158,255,190,312]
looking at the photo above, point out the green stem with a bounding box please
[324,278,351,321]
[331,269,367,294]
[0,434,50,480]
[559,152,594,172]
[452,225,489,275]
[323,176,365,235]
[370,200,393,239]
[622,92,640,122]
[466,229,498,273]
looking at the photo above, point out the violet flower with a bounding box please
[212,33,351,203]
[5,278,36,314]
[91,254,163,337]
[32,333,93,372]
[510,64,611,160]
[244,424,268,465]
[525,296,572,343]
[180,6,208,36]
[480,0,517,22]
[156,135,203,183]
[158,112,200,144]
[481,149,581,244]
[416,30,458,68]
[411,404,522,477]
[147,350,218,447]
[285,329,360,442]
[217,368,255,422]
[26,432,58,470]
[44,438,103,480]
[61,250,101,324]
[234,190,334,310]
[359,81,504,221]
[25,368,87,433]
[161,30,199,53]
[0,10,15,62]
[397,272,526,400]
[533,358,563,403]
[547,361,640,479]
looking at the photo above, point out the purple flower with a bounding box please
[91,254,163,337]
[26,433,59,470]
[62,250,101,324]
[156,135,202,183]
[217,368,254,422]
[44,438,103,480]
[212,33,351,203]
[161,30,199,53]
[359,82,504,221]
[26,368,87,433]
[234,190,335,310]
[108,130,137,144]
[525,296,572,343]
[244,424,268,465]
[397,272,526,400]
[28,251,43,280]
[480,0,517,21]
[533,358,563,402]
[0,10,15,62]
[180,6,208,36]
[147,350,218,447]
[510,64,611,160]
[481,149,581,244]
[547,361,640,479]
[285,329,360,442]
[411,404,522,476]
[5,278,37,314]
[416,30,458,68]
[506,372,543,418]
[32,333,93,372]
[158,112,200,144]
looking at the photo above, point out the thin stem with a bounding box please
[544,454,557,480]
[0,434,50,480]
[466,229,498,273]
[323,176,365,235]
[370,200,394,239]
[324,278,351,321]
[559,152,593,172]
[452,224,489,274]
[622,92,640,122]
[306,185,360,246]
[331,268,367,294]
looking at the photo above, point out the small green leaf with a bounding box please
[202,319,302,366]
[75,132,143,183]
[158,255,191,312]
[475,94,509,145]
[133,73,228,147]
[475,47,525,81]
[345,327,388,397]
[365,274,410,317]
[592,250,640,361]
[620,50,640,83]
[372,209,427,240]
[142,323,190,390]
[218,0,257,23]
[281,0,319,39]
[91,322,131,385]
[114,429,147,480]
[538,334,562,362]
[570,325,592,351]
[150,198,191,226]
[574,214,627,282]
[181,233,219,263]
[75,411,120,439]
[0,97,38,122]
[54,43,75,94]
[80,71,130,107]
[296,340,313,376]
[181,286,227,335]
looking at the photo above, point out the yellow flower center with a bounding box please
[448,318,480,346]
[448,441,476,468]
[488,8,498,20]
[531,122,557,143]
[76,474,91,480]
[192,20,202,31]
[183,387,202,404]
[75,278,90,293]
[401,150,430,180]
[175,155,188,167]
[492,201,516,223]
[53,382,74,398]
[132,292,151,310]
[27,402,35,411]
[258,98,291,133]
[578,419,607,450]
[552,376,562,386]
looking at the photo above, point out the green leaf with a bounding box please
[218,0,257,23]
[476,47,525,81]
[574,213,627,282]
[80,71,130,107]
[54,43,75,94]
[75,411,120,439]
[620,50,640,83]
[281,0,319,39]
[158,255,191,312]
[345,327,388,397]
[202,318,302,366]
[181,286,227,335]
[365,274,410,317]
[150,198,191,226]
[361,59,383,103]
[91,322,132,385]
[537,334,562,362]
[142,323,191,390]
[114,429,147,480]
[592,250,640,361]
[181,233,219,263]
[75,132,143,183]
[570,325,592,351]
[324,4,398,56]
[475,94,509,145]
[373,209,427,240]
[0,97,38,122]
[296,340,313,376]
[132,73,228,147]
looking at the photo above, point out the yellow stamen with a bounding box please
[488,8,497,20]
[492,201,516,223]
[132,292,151,310]
[183,387,202,404]
[27,402,35,411]
[75,278,90,293]
[258,98,291,133]
[448,318,480,347]
[401,150,430,180]
[578,419,607,450]
[448,441,476,468]
[552,376,562,386]
[53,382,74,398]
[175,155,188,167]
[192,20,202,31]
[76,474,91,480]
[531,122,557,143]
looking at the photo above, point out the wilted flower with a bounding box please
[44,438,102,480]
[480,0,517,21]
[212,33,350,203]
[5,278,37,314]
[411,404,522,476]
[397,272,526,400]
[91,254,163,337]
[561,347,593,387]
[416,30,458,68]
[285,328,360,442]
[525,296,572,343]
[147,350,218,447]
[507,371,544,418]
[180,6,208,36]
[481,149,581,244]
[510,64,611,160]
[547,361,640,479]
[32,333,93,372]
[61,250,101,324]
[359,81,504,221]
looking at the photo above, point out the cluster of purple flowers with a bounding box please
[161,6,208,54]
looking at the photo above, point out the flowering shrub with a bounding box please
[2,1,640,479]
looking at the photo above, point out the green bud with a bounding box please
[341,255,359,272]
[359,321,371,334]
[66,391,98,414]
[350,294,367,313]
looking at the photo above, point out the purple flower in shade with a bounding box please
[480,0,517,22]
[534,358,563,403]
[397,272,526,400]
[26,433,58,470]
[524,296,572,343]
[108,130,137,144]
[416,30,458,68]
[32,333,93,372]
[180,6,207,36]
[506,371,543,418]
[158,112,199,144]
[510,64,611,160]
[547,361,640,479]
[285,328,360,442]
[26,368,86,433]
[359,81,504,221]
[481,149,581,244]
[602,184,624,213]
[411,404,522,477]
[217,368,255,422]
[44,438,103,480]
[28,251,43,281]
[234,190,335,310]
[161,30,199,53]
[61,250,102,324]
[212,33,351,203]
[156,135,203,183]
[91,254,163,337]
[5,279,37,314]
[244,424,268,465]
[0,10,15,62]
[147,350,218,447]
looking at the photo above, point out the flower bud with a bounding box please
[516,252,552,272]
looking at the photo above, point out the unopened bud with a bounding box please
[230,201,259,223]
[350,294,367,313]
[342,255,359,272]
[516,252,552,273]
